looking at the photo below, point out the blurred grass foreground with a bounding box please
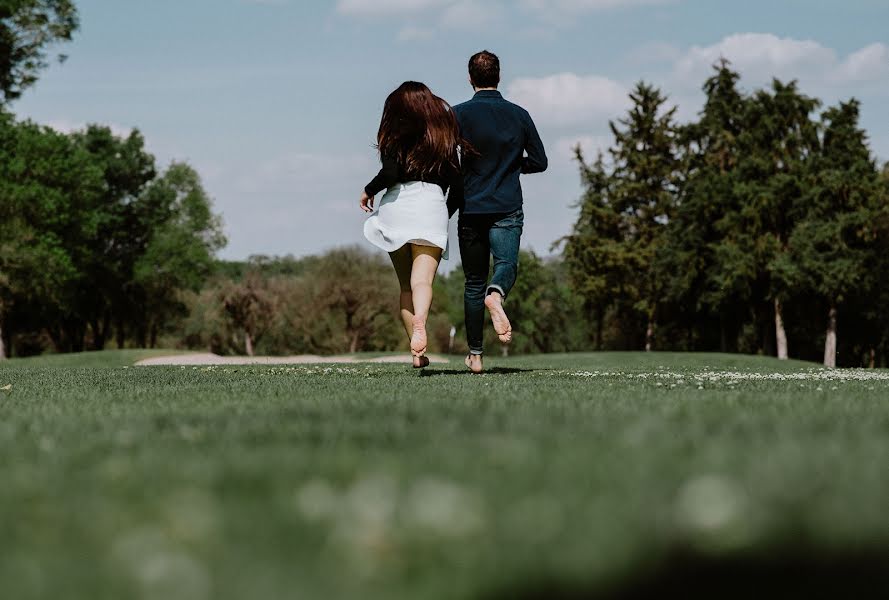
[2,351,889,598]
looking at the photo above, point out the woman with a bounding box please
[360,81,464,369]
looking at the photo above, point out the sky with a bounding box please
[13,0,889,268]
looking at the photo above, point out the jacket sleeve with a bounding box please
[365,154,399,197]
[521,113,548,174]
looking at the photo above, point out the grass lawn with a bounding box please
[1,351,889,599]
[0,349,192,369]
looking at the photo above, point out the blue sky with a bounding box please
[14,0,889,267]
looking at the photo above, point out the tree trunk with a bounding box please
[501,344,509,357]
[101,311,111,349]
[0,320,6,360]
[348,331,359,354]
[136,324,148,349]
[644,310,655,352]
[869,348,876,369]
[149,324,158,349]
[823,305,837,368]
[245,330,254,357]
[774,298,788,360]
[66,321,85,353]
[90,319,106,351]
[48,326,64,353]
[595,308,604,351]
[115,318,126,349]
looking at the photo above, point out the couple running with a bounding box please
[360,51,548,373]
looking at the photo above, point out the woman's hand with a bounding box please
[360,191,374,213]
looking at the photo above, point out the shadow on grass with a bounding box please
[480,548,889,599]
[420,367,538,377]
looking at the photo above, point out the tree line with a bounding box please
[2,2,888,365]
[0,1,225,358]
[562,61,889,367]
[177,248,584,358]
[0,116,226,357]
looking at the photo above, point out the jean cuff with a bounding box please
[487,284,506,300]
[469,349,483,356]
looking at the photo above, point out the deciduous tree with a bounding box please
[0,0,78,103]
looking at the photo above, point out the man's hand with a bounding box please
[360,191,374,213]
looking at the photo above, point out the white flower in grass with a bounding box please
[294,479,340,522]
[404,477,484,538]
[111,528,210,600]
[675,474,751,552]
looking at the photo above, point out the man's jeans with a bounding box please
[458,208,524,355]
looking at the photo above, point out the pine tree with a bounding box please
[607,82,680,350]
[662,60,749,351]
[776,100,880,366]
[562,150,623,349]
[732,79,820,359]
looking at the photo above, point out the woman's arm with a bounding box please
[364,154,400,197]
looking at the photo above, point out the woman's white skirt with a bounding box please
[363,181,449,259]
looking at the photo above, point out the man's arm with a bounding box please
[521,112,548,174]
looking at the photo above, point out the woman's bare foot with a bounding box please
[464,354,483,374]
[484,293,512,343]
[412,356,430,369]
[410,316,427,357]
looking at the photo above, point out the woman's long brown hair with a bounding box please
[376,81,466,179]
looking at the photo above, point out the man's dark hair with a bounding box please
[468,50,500,89]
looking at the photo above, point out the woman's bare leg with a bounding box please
[388,245,415,338]
[409,244,442,356]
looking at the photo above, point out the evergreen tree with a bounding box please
[607,82,680,350]
[731,79,820,358]
[661,60,749,351]
[775,99,878,366]
[562,150,623,349]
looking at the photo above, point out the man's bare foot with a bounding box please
[484,293,512,343]
[464,354,483,374]
[410,316,427,357]
[412,356,430,369]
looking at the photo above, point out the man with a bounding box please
[453,50,548,373]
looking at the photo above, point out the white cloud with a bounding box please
[440,0,503,29]
[673,33,835,85]
[554,134,611,162]
[506,72,629,127]
[669,34,889,90]
[240,152,376,195]
[336,0,452,17]
[206,150,380,260]
[833,43,889,83]
[337,0,673,29]
[520,0,675,13]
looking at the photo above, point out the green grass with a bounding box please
[1,351,889,599]
[0,349,191,369]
